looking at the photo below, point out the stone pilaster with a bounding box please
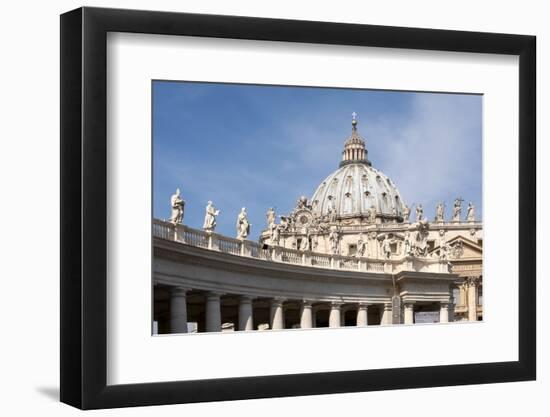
[170,287,189,334]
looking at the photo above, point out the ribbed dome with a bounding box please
[310,113,405,219]
[310,163,404,218]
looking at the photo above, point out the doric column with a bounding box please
[238,296,254,331]
[467,277,479,322]
[300,300,313,329]
[404,302,415,325]
[381,303,392,325]
[270,298,285,330]
[440,302,449,323]
[329,302,342,328]
[170,287,188,334]
[205,292,222,332]
[356,303,368,327]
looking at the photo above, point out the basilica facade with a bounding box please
[153,115,483,334]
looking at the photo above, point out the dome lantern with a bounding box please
[340,112,371,167]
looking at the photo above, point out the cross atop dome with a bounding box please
[340,112,370,167]
[351,112,359,131]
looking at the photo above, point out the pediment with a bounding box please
[430,235,482,259]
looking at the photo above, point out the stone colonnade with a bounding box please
[166,286,454,334]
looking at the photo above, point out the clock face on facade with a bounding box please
[295,209,313,227]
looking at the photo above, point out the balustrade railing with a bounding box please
[311,254,331,268]
[280,248,302,265]
[337,256,359,271]
[153,221,173,240]
[366,262,385,272]
[153,219,448,275]
[217,237,241,255]
[181,226,208,248]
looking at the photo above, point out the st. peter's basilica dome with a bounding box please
[310,114,405,220]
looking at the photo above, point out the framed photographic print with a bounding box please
[60,6,536,409]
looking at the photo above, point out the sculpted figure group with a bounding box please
[168,188,477,261]
[406,198,475,224]
[402,221,429,258]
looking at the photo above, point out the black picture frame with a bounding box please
[60,6,536,410]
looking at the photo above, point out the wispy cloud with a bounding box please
[370,93,482,219]
[153,82,482,238]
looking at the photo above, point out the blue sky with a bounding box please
[153,81,482,239]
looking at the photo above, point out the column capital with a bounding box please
[466,276,480,287]
[330,301,344,308]
[206,291,223,301]
[239,295,254,303]
[403,302,415,308]
[357,302,369,310]
[301,299,314,308]
[171,286,190,296]
[270,297,286,307]
[383,302,392,311]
